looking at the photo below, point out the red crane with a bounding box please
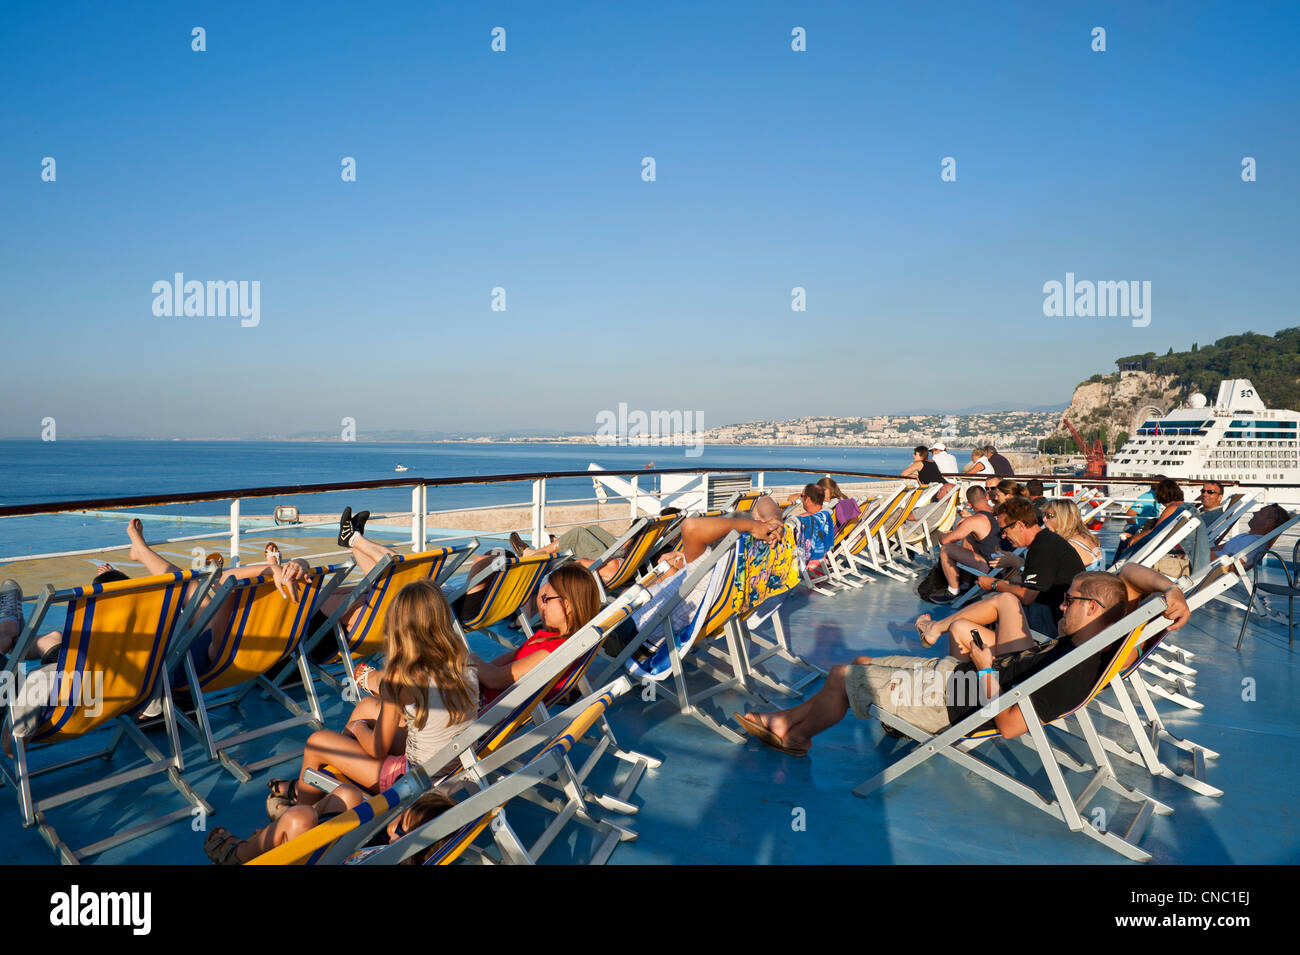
[1060,417,1106,478]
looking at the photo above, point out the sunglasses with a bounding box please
[1060,593,1103,610]
[1043,510,1057,520]
[539,593,565,606]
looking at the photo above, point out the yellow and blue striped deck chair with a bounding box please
[836,486,918,583]
[610,527,813,741]
[294,542,477,692]
[591,513,682,604]
[1,569,217,864]
[170,564,342,781]
[456,551,566,648]
[854,597,1178,862]
[724,489,762,513]
[252,678,638,866]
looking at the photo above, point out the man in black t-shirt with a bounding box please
[732,563,1190,752]
[985,445,1015,476]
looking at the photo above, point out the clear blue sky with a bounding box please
[3,1,1297,438]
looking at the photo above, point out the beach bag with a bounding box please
[916,564,975,603]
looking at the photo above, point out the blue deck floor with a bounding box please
[3,548,1298,865]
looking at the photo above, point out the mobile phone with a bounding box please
[969,629,985,651]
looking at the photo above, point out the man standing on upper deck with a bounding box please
[985,445,1015,476]
[930,442,958,478]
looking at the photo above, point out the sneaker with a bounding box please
[351,510,370,538]
[338,507,355,548]
[0,579,24,628]
[928,590,957,605]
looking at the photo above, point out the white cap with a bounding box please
[931,441,946,450]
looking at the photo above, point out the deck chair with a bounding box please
[1083,554,1268,797]
[898,484,959,560]
[1110,506,1200,572]
[168,564,344,781]
[854,596,1180,862]
[591,513,683,604]
[874,485,938,576]
[724,489,762,512]
[601,526,816,741]
[294,543,477,691]
[454,551,568,648]
[253,676,641,866]
[812,508,869,592]
[1,569,217,863]
[832,487,918,583]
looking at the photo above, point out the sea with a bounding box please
[0,440,934,558]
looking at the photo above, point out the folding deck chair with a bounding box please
[854,596,1180,862]
[168,564,345,781]
[251,676,641,865]
[294,543,477,691]
[793,509,840,596]
[1,569,217,863]
[590,513,683,604]
[600,526,820,742]
[830,487,920,584]
[896,484,960,563]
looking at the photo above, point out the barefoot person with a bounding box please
[734,564,1190,756]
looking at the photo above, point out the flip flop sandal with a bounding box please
[264,542,281,564]
[204,827,245,865]
[916,615,939,648]
[205,552,225,571]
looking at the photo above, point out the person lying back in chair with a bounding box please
[733,564,1189,756]
[1212,504,1291,567]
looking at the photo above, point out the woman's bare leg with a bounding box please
[943,592,1034,660]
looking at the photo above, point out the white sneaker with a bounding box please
[0,579,24,628]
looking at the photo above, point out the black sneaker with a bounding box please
[351,510,370,538]
[338,507,355,548]
[928,590,958,605]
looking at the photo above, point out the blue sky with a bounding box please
[2,1,1297,438]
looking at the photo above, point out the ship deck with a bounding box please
[2,520,1297,866]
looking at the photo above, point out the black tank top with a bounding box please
[970,510,1000,558]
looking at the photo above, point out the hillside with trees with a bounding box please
[1040,327,1300,455]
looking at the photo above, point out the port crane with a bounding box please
[1060,417,1107,478]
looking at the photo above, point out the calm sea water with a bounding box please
[0,440,936,557]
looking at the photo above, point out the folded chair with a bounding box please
[1,569,217,863]
[169,564,344,781]
[295,543,477,691]
[854,596,1179,862]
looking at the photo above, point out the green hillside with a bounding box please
[1114,327,1300,409]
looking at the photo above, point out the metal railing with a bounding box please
[0,464,1265,572]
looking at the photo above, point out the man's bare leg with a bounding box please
[939,543,986,590]
[743,657,871,751]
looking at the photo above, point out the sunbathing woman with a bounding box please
[204,788,455,865]
[265,578,478,815]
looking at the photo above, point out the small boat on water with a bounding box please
[394,464,408,472]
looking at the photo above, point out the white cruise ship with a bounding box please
[1108,378,1300,503]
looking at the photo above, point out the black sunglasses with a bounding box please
[1060,592,1103,610]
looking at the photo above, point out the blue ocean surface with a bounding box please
[0,440,932,557]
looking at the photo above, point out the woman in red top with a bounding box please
[473,563,601,706]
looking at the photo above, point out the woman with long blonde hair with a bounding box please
[265,579,478,815]
[1044,498,1104,568]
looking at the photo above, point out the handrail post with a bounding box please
[532,478,547,548]
[411,484,426,551]
[230,498,241,566]
[757,471,765,491]
[630,475,639,521]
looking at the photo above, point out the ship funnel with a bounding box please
[1215,379,1265,412]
